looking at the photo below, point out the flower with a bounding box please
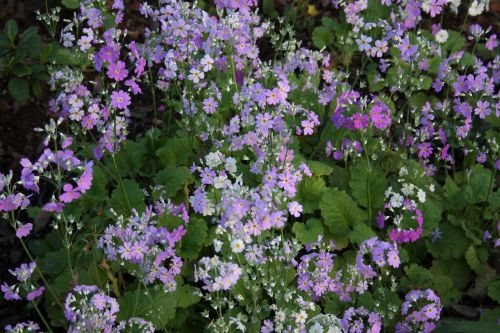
[288,201,303,217]
[16,223,33,238]
[231,239,245,253]
[107,61,128,81]
[110,90,131,109]
[435,29,448,43]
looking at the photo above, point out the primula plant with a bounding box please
[1,0,499,332]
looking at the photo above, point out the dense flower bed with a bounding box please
[1,0,499,332]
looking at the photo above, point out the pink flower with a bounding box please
[59,184,81,203]
[16,223,33,239]
[76,161,94,192]
[107,61,128,81]
[26,286,45,301]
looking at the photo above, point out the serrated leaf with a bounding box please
[320,188,366,236]
[118,288,176,329]
[349,160,386,217]
[466,165,493,203]
[296,176,327,213]
[109,179,145,214]
[174,284,200,308]
[306,160,333,176]
[154,166,193,198]
[312,26,333,49]
[427,224,469,259]
[292,218,324,244]
[349,224,375,245]
[179,218,208,260]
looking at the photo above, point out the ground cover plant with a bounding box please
[0,0,499,332]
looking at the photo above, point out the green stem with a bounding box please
[32,300,54,333]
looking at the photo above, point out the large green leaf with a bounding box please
[179,218,208,260]
[292,218,324,244]
[154,166,193,198]
[296,176,327,213]
[349,160,387,217]
[349,223,375,245]
[319,188,366,236]
[118,288,177,329]
[109,179,145,214]
[427,224,469,260]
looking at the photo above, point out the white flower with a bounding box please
[468,0,485,16]
[213,174,228,189]
[224,157,237,175]
[200,55,214,72]
[276,310,286,322]
[399,167,408,177]
[188,68,204,83]
[417,189,426,203]
[390,193,404,208]
[230,239,244,253]
[205,151,223,168]
[401,183,415,196]
[435,29,449,43]
[449,0,461,13]
[213,239,223,252]
[295,310,308,324]
[309,323,323,333]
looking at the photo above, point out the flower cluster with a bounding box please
[1,262,44,302]
[98,202,187,290]
[395,289,442,333]
[341,306,382,333]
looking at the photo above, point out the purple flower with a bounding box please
[1,283,21,301]
[110,90,131,109]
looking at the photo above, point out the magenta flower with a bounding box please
[16,223,33,239]
[26,286,45,301]
[110,90,131,109]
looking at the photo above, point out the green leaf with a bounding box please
[435,320,500,333]
[11,64,32,77]
[427,224,469,260]
[292,218,324,244]
[109,179,145,214]
[61,0,80,9]
[320,188,366,237]
[154,166,193,197]
[312,26,333,49]
[8,77,29,102]
[156,137,193,167]
[296,176,327,213]
[174,284,200,308]
[349,160,387,215]
[402,264,432,288]
[349,224,375,245]
[4,19,18,42]
[118,288,177,329]
[431,259,471,290]
[305,160,333,176]
[488,280,500,304]
[179,218,208,260]
[443,31,466,52]
[466,165,493,203]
